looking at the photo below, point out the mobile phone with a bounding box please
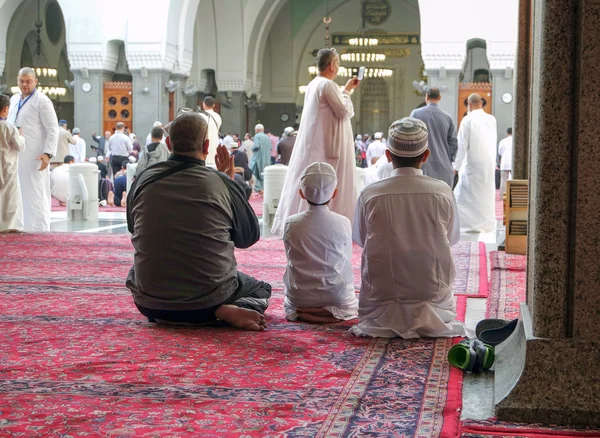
[357,66,366,81]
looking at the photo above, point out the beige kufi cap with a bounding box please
[387,117,429,157]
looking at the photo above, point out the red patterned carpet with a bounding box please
[458,251,600,437]
[0,233,471,436]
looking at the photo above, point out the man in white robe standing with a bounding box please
[453,93,497,233]
[271,48,360,236]
[7,67,59,232]
[366,132,386,166]
[200,95,222,166]
[70,128,86,163]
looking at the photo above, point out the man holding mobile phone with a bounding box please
[272,48,361,236]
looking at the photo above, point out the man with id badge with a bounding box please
[7,67,59,232]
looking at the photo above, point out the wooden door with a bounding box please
[103,82,133,134]
[457,82,493,128]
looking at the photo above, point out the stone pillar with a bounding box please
[494,0,600,426]
[219,91,247,135]
[73,70,112,157]
[131,70,170,137]
[511,0,532,179]
[426,68,461,127]
[491,68,514,141]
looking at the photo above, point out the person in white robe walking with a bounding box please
[7,67,59,232]
[351,118,467,339]
[453,93,497,233]
[498,127,513,195]
[0,94,26,231]
[271,48,361,236]
[70,127,86,163]
[283,162,358,323]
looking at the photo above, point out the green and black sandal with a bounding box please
[448,339,495,373]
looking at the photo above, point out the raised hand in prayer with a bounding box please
[215,144,236,180]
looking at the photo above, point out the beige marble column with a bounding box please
[511,0,531,179]
[494,0,600,426]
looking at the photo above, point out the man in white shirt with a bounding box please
[453,93,498,232]
[283,162,358,323]
[200,96,222,165]
[363,154,393,187]
[70,127,86,163]
[498,127,513,195]
[366,132,386,166]
[351,118,467,339]
[51,155,74,205]
[107,122,133,177]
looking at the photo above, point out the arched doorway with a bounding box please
[5,0,73,123]
[360,77,390,136]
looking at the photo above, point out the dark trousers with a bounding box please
[134,271,272,323]
[110,156,128,178]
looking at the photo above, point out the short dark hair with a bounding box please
[121,160,129,169]
[151,126,164,140]
[0,94,9,111]
[426,87,441,100]
[389,150,427,168]
[265,129,271,134]
[169,112,208,153]
[317,48,337,72]
[203,95,215,108]
[64,155,74,163]
[507,127,512,134]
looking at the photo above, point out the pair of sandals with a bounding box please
[447,318,518,373]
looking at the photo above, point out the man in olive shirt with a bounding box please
[126,112,271,331]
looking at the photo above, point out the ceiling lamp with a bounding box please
[35,68,57,78]
[337,67,393,78]
[11,85,67,96]
[341,52,385,62]
[349,37,378,47]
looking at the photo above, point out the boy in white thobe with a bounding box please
[0,94,26,231]
[351,118,468,339]
[283,162,358,323]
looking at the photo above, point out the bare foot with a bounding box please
[121,191,127,207]
[297,307,334,316]
[107,191,115,206]
[215,305,267,331]
[297,313,340,323]
[59,201,67,206]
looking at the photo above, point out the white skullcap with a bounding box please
[130,133,136,139]
[255,124,264,131]
[97,155,104,161]
[300,162,338,205]
[387,117,429,157]
[88,157,97,163]
[128,156,136,163]
[284,126,294,135]
[374,132,383,139]
[356,134,362,141]
[230,141,239,149]
[152,121,162,128]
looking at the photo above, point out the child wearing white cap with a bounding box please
[283,162,358,323]
[351,117,468,339]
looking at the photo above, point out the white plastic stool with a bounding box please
[262,164,288,228]
[67,163,99,220]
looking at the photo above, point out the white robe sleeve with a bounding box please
[39,98,59,156]
[352,196,365,248]
[322,80,354,121]
[8,125,26,152]
[453,118,470,172]
[448,195,460,246]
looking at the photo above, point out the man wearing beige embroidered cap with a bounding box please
[283,162,358,323]
[351,117,467,339]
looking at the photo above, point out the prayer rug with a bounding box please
[485,251,527,320]
[496,189,504,221]
[237,239,488,298]
[0,233,466,437]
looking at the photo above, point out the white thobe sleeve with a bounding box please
[453,118,469,172]
[8,126,26,152]
[39,98,59,156]
[448,195,460,246]
[126,137,134,153]
[352,196,365,248]
[323,80,354,121]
